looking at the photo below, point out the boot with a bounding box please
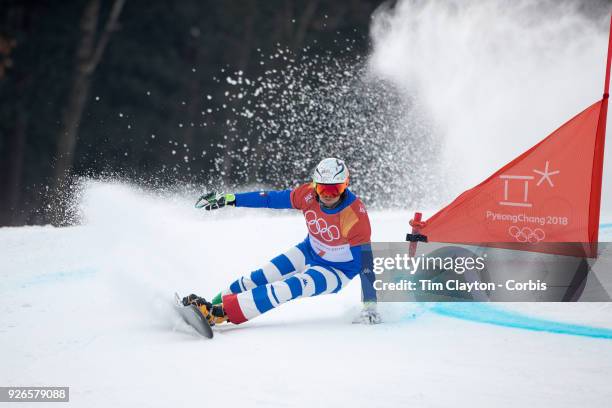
[182,294,228,326]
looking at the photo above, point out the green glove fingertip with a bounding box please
[225,193,236,206]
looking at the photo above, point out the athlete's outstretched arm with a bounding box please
[196,190,292,211]
[197,184,309,211]
[235,190,293,209]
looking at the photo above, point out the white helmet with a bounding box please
[313,158,349,185]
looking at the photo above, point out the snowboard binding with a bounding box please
[182,294,228,326]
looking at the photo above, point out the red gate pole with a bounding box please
[588,13,612,254]
[408,212,422,257]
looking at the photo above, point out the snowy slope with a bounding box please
[1,182,612,407]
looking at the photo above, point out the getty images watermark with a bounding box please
[371,252,546,292]
[365,242,611,302]
[0,387,69,402]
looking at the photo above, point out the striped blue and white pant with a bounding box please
[222,243,352,324]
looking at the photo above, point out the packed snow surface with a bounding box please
[1,182,612,407]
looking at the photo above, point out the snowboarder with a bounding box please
[183,157,381,326]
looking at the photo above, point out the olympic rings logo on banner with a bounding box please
[508,226,546,243]
[304,210,340,242]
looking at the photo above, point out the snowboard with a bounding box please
[174,293,214,339]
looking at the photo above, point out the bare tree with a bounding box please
[221,0,256,186]
[292,0,319,53]
[0,81,28,226]
[0,4,29,226]
[53,0,126,190]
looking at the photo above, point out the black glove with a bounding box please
[195,192,236,210]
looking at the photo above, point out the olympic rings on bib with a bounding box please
[304,210,340,242]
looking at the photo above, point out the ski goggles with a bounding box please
[315,181,348,197]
